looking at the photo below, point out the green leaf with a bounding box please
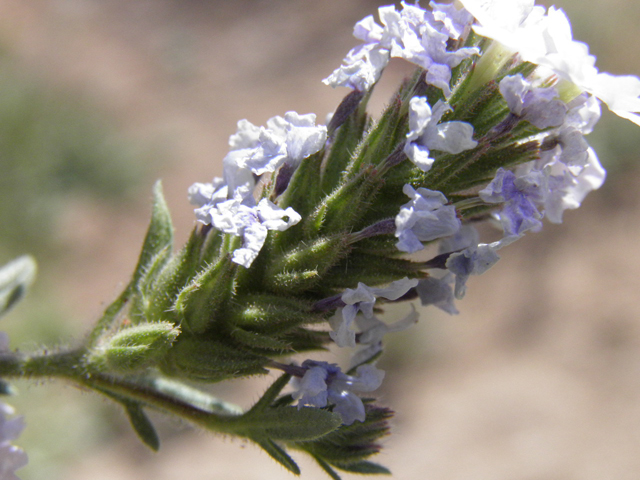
[313,456,342,480]
[252,406,341,442]
[0,255,36,319]
[253,438,300,475]
[245,374,291,414]
[334,461,390,475]
[96,389,161,452]
[123,401,161,452]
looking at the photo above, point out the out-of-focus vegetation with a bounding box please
[0,50,154,480]
[0,55,147,260]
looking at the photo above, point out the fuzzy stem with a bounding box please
[0,348,252,435]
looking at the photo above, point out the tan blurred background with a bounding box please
[1,1,640,479]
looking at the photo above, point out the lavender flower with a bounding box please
[330,278,418,347]
[395,184,461,253]
[479,168,546,237]
[416,273,459,315]
[350,306,419,367]
[291,360,385,425]
[404,98,477,172]
[0,403,27,480]
[324,2,478,94]
[499,74,567,128]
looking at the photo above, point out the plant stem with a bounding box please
[0,347,251,436]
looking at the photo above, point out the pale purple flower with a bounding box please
[499,74,567,128]
[325,2,478,94]
[0,403,27,480]
[416,273,459,315]
[330,278,418,347]
[291,361,385,425]
[446,240,502,299]
[395,184,461,253]
[205,198,301,268]
[350,306,419,367]
[541,148,606,223]
[404,98,477,172]
[479,168,546,237]
[402,21,480,96]
[430,1,475,40]
[223,113,326,192]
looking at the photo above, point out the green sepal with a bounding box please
[161,336,268,382]
[128,246,172,323]
[322,102,369,194]
[88,182,174,345]
[265,236,350,293]
[278,150,325,225]
[131,181,174,290]
[309,171,382,237]
[230,294,319,334]
[246,373,291,414]
[291,402,392,469]
[0,255,36,319]
[313,456,342,480]
[253,438,300,475]
[436,140,540,195]
[332,461,390,475]
[349,97,407,174]
[322,254,424,290]
[229,327,292,352]
[144,227,207,323]
[88,321,180,373]
[173,255,237,334]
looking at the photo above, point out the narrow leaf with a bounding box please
[335,461,391,475]
[245,374,291,415]
[123,402,161,452]
[254,438,300,475]
[313,456,342,480]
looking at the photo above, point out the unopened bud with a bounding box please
[89,322,180,373]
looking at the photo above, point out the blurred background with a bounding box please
[1,0,639,479]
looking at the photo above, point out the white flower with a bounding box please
[461,0,640,125]
[430,1,475,40]
[206,198,301,268]
[395,184,461,253]
[404,97,477,172]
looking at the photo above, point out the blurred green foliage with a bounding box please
[0,57,147,260]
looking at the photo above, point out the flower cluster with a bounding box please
[188,112,326,267]
[182,1,636,439]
